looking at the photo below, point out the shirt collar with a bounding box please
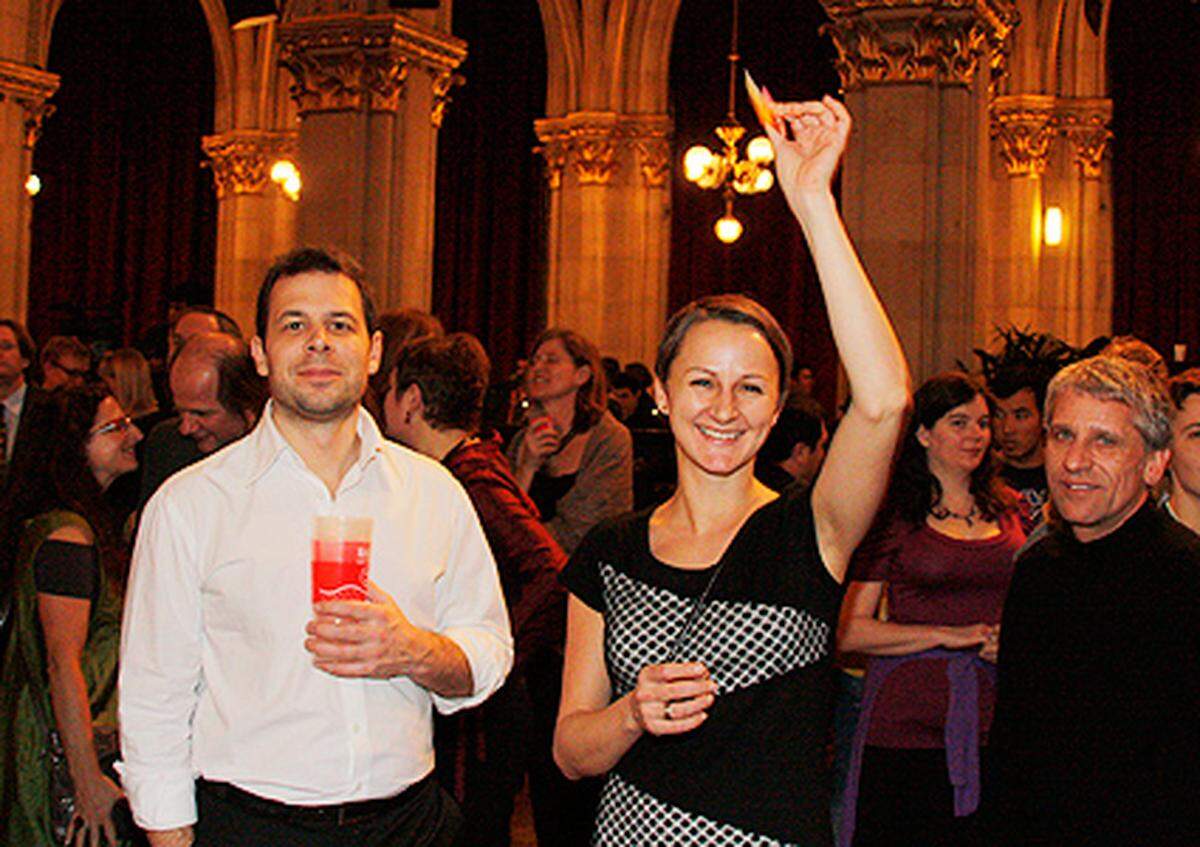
[3,380,26,417]
[240,400,386,487]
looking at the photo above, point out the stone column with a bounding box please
[535,112,672,367]
[0,58,57,320]
[202,129,299,335]
[820,0,1016,379]
[278,11,465,311]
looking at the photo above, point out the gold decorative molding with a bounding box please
[1056,98,1112,180]
[278,13,466,115]
[990,94,1056,177]
[429,68,464,128]
[0,59,60,149]
[202,130,299,198]
[820,0,1017,90]
[535,113,672,189]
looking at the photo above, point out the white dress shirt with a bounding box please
[2,380,26,462]
[119,403,513,830]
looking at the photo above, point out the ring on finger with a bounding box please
[664,701,674,720]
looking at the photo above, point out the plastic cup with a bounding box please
[311,516,372,604]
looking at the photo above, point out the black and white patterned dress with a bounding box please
[562,486,845,845]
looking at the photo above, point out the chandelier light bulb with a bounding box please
[25,174,41,197]
[684,145,716,183]
[281,172,302,201]
[753,169,774,193]
[746,136,774,165]
[714,212,743,243]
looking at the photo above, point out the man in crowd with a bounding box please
[120,247,512,846]
[991,355,1200,845]
[39,334,91,390]
[1164,367,1200,535]
[755,399,828,493]
[138,332,265,503]
[168,305,241,363]
[0,319,53,493]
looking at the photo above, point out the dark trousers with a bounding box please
[194,774,462,847]
[852,746,996,847]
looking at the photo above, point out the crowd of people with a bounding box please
[0,94,1196,847]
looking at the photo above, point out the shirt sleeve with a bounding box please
[118,489,206,830]
[559,523,607,613]
[33,540,98,600]
[425,481,515,716]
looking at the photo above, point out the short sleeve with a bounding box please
[559,522,608,612]
[33,540,99,599]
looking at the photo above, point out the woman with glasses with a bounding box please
[0,385,143,846]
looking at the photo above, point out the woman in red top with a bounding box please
[838,371,1024,847]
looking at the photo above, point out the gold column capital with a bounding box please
[278,13,466,116]
[1055,98,1112,180]
[819,0,1017,91]
[0,59,61,149]
[202,130,299,198]
[990,94,1056,177]
[535,113,672,189]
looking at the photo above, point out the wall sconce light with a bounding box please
[270,159,301,201]
[25,174,41,197]
[1044,206,1064,246]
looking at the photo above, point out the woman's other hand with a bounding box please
[518,415,561,470]
[936,623,991,651]
[978,624,1000,663]
[67,770,123,847]
[628,662,717,736]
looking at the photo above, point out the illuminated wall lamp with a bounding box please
[270,159,301,201]
[1044,206,1064,247]
[25,174,41,197]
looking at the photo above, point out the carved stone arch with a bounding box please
[539,0,583,114]
[625,0,681,113]
[1054,0,1109,97]
[601,0,635,109]
[38,0,235,129]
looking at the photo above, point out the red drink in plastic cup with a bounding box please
[311,516,372,603]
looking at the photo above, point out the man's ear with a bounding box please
[401,382,424,416]
[250,336,269,378]
[367,329,383,376]
[1142,447,1171,488]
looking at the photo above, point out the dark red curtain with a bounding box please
[28,0,216,349]
[1109,1,1200,363]
[432,0,548,382]
[669,0,841,411]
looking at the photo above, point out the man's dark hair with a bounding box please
[40,335,91,371]
[1169,367,1200,411]
[173,305,241,339]
[623,362,653,392]
[369,309,445,403]
[0,318,36,373]
[609,371,640,394]
[393,333,490,432]
[256,247,376,342]
[760,399,825,465]
[973,326,1078,411]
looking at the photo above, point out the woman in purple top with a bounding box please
[838,372,1025,847]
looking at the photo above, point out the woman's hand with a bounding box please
[936,623,991,651]
[67,771,123,847]
[978,624,1000,663]
[518,416,561,470]
[628,662,717,736]
[763,95,851,212]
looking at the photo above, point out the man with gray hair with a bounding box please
[991,355,1200,845]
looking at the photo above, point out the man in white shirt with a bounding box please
[119,248,514,846]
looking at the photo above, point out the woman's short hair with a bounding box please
[655,294,793,408]
[370,309,445,403]
[1046,355,1172,452]
[393,333,490,432]
[531,328,608,431]
[891,371,1014,524]
[98,348,158,419]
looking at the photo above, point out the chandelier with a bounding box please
[681,0,775,244]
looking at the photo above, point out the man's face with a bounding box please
[1169,394,1200,500]
[43,352,90,390]
[992,387,1043,467]
[251,271,380,423]
[170,358,251,453]
[795,421,829,484]
[609,387,638,420]
[1045,389,1168,543]
[170,312,221,361]
[0,326,28,389]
